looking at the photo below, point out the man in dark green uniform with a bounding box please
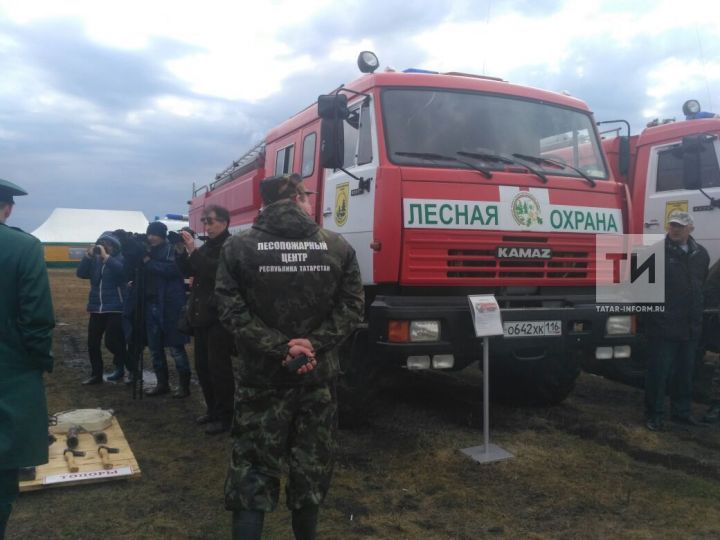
[0,178,55,539]
[216,174,364,540]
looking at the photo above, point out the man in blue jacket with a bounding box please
[143,221,191,398]
[76,231,128,384]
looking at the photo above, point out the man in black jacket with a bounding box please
[701,259,720,422]
[176,205,235,434]
[644,211,709,431]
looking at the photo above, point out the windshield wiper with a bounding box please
[457,150,548,184]
[512,153,596,187]
[395,151,493,179]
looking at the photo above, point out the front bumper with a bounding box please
[367,295,637,369]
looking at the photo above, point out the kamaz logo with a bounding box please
[496,246,552,259]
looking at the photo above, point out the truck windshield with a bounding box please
[382,88,608,180]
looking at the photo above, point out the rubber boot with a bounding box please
[173,371,191,399]
[292,505,319,540]
[232,510,264,540]
[145,367,169,396]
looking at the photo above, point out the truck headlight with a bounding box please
[606,315,632,335]
[410,320,440,342]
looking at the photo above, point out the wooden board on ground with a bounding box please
[19,416,141,492]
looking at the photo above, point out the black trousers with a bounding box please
[87,312,127,377]
[194,322,235,421]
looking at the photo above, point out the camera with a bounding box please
[93,245,102,255]
[167,230,182,245]
[113,230,150,270]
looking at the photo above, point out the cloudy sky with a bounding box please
[1,0,719,232]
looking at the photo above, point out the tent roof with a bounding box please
[32,208,149,243]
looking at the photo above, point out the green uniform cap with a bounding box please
[0,177,28,204]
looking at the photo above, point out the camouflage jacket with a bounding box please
[216,200,364,387]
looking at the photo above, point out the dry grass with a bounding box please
[6,269,720,539]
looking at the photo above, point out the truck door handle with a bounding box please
[644,220,659,227]
[323,208,332,217]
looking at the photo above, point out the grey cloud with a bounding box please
[3,19,195,111]
[507,29,720,134]
[283,0,455,59]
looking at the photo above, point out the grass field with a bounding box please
[6,269,720,539]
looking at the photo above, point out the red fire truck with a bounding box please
[189,52,637,405]
[597,101,720,380]
[602,101,719,261]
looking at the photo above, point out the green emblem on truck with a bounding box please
[511,192,543,227]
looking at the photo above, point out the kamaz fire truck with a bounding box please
[189,52,636,405]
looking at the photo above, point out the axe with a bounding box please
[63,449,85,472]
[66,425,82,449]
[97,445,120,470]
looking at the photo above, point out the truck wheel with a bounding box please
[488,351,581,406]
[336,329,380,428]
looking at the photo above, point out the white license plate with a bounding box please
[503,320,562,338]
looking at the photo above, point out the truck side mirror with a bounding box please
[681,135,703,190]
[618,136,630,177]
[318,94,349,169]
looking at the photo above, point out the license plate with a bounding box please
[503,320,562,338]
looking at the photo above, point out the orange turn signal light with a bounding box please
[388,320,410,343]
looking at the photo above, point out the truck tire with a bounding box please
[336,329,380,428]
[488,351,581,406]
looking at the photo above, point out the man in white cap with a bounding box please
[644,211,709,431]
[0,178,54,539]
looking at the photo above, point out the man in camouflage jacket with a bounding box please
[216,174,364,540]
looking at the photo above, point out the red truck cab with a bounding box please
[190,54,637,405]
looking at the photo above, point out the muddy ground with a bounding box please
[6,269,720,539]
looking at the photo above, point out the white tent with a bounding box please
[32,208,149,243]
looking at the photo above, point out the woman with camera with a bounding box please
[76,231,128,385]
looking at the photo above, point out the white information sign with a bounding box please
[467,295,504,338]
[43,466,134,485]
[461,294,513,464]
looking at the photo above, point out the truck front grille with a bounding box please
[402,231,594,286]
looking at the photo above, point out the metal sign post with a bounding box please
[460,295,514,464]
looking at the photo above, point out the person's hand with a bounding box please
[86,245,95,257]
[181,231,195,254]
[174,242,185,254]
[96,244,108,261]
[288,338,314,353]
[283,344,317,375]
[295,357,317,375]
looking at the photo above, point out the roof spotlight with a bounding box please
[683,99,701,116]
[357,51,379,74]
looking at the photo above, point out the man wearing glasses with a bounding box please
[176,205,235,434]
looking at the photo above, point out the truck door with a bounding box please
[642,137,720,262]
[320,96,379,284]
